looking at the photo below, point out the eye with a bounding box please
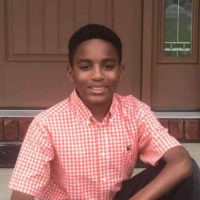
[79,65,90,70]
[103,63,115,70]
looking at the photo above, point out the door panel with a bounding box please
[152,65,200,110]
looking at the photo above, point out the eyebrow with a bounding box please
[102,58,117,63]
[76,58,117,64]
[76,59,91,64]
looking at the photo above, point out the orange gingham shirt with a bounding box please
[9,90,180,200]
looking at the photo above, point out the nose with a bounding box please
[91,66,104,81]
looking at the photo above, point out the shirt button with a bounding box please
[101,152,105,157]
[102,177,107,182]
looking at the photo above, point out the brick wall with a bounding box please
[0,117,199,142]
[0,118,33,141]
[159,119,200,141]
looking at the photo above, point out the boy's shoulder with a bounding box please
[34,97,71,123]
[115,93,150,112]
[114,93,153,123]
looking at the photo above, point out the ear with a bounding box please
[67,66,74,83]
[119,64,125,80]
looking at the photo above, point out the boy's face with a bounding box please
[68,39,124,108]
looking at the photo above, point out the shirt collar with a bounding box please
[69,90,118,124]
[70,90,92,121]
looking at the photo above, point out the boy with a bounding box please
[10,24,200,200]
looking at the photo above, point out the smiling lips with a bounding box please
[88,86,107,94]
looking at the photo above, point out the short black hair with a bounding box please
[68,24,122,66]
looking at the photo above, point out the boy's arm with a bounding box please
[129,146,193,200]
[11,190,33,200]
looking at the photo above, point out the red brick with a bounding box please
[185,120,200,140]
[18,118,33,141]
[158,119,169,129]
[0,118,3,139]
[169,119,184,139]
[4,118,18,140]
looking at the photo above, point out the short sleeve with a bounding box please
[137,104,181,166]
[9,118,54,196]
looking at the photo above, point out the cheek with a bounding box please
[108,72,121,82]
[73,71,87,81]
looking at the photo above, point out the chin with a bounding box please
[90,98,112,105]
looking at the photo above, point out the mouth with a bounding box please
[88,86,107,94]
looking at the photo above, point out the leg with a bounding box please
[114,158,200,200]
[114,160,166,200]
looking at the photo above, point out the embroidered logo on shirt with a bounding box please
[127,145,131,151]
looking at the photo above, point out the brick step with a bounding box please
[183,143,200,166]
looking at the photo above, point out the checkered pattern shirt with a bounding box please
[9,90,180,200]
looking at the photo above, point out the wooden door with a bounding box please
[142,0,200,111]
[0,0,143,108]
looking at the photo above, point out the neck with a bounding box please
[84,99,112,122]
[75,90,113,122]
[90,104,111,122]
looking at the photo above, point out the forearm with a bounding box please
[130,146,193,200]
[11,190,33,200]
[130,158,192,200]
